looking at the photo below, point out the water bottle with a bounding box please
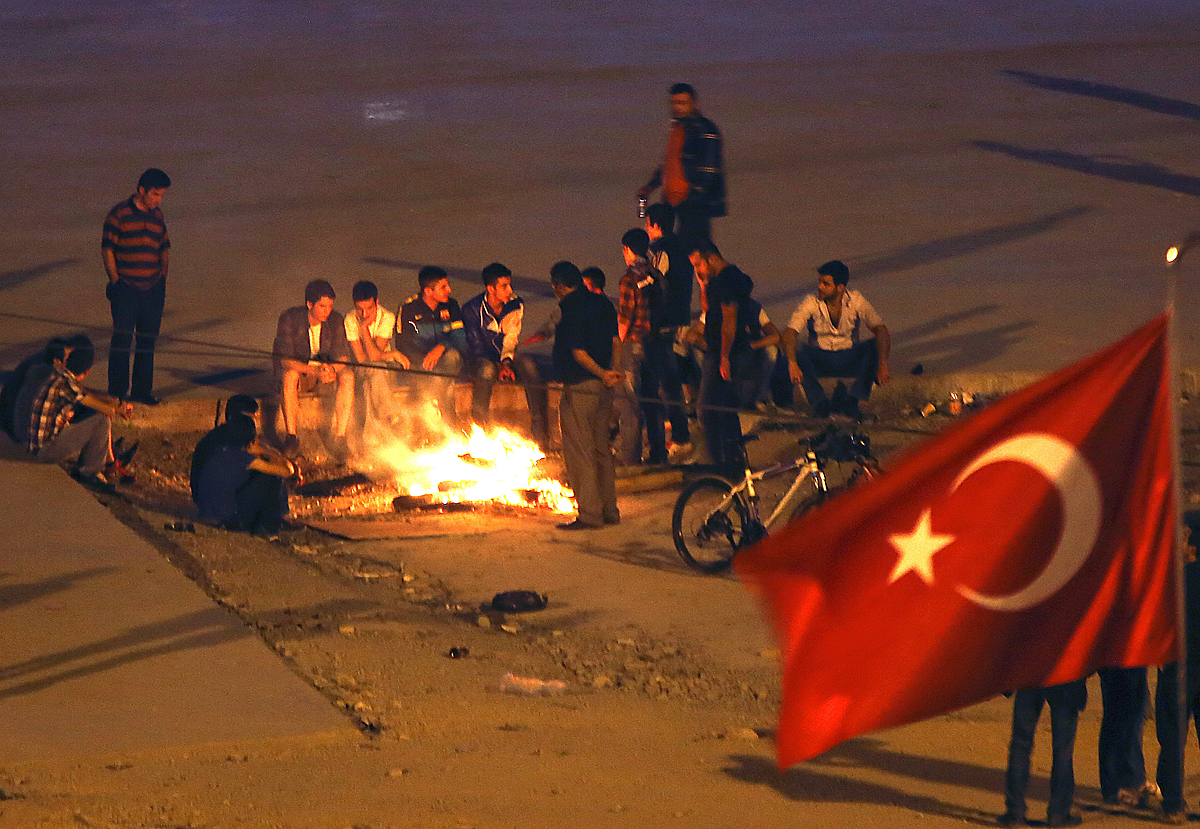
[638,197,647,218]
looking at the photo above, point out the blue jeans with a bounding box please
[470,355,549,448]
[698,350,747,465]
[1098,666,1149,799]
[1155,663,1200,814]
[1005,682,1085,821]
[107,278,165,399]
[795,339,878,407]
[640,332,690,461]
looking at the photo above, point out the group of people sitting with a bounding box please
[266,200,892,470]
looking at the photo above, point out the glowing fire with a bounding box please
[395,424,575,513]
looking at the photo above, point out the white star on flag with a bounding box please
[888,508,956,584]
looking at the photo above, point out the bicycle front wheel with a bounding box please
[673,476,750,573]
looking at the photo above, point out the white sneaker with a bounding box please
[667,441,694,460]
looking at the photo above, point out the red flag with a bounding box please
[735,314,1176,768]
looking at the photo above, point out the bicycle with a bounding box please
[671,424,880,573]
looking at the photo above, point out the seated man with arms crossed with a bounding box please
[462,262,550,450]
[396,266,466,428]
[782,260,890,419]
[345,279,404,424]
[273,279,354,460]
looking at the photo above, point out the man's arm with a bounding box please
[78,388,131,420]
[159,248,168,282]
[572,347,622,387]
[870,324,891,385]
[637,167,663,200]
[783,327,802,384]
[102,248,119,284]
[719,302,737,381]
[752,321,780,351]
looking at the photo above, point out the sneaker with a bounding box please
[1120,782,1164,810]
[667,441,694,460]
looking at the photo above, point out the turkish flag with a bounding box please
[735,314,1176,767]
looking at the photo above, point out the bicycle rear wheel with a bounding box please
[673,477,751,573]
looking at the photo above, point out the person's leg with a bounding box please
[795,345,830,410]
[592,381,618,523]
[36,414,111,476]
[845,339,880,402]
[281,369,304,436]
[1004,689,1043,821]
[130,279,165,400]
[559,381,603,526]
[332,367,354,438]
[470,359,497,430]
[107,280,137,398]
[639,337,668,463]
[756,345,779,404]
[234,470,286,534]
[433,347,463,426]
[513,355,549,449]
[1047,698,1081,821]
[1099,666,1149,801]
[656,334,690,445]
[613,341,644,465]
[698,352,723,463]
[1156,664,1184,814]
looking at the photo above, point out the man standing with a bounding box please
[645,203,693,458]
[637,83,725,244]
[688,240,754,465]
[782,260,890,419]
[345,279,403,424]
[615,228,657,465]
[273,279,354,460]
[551,261,621,530]
[1000,680,1087,827]
[462,262,549,449]
[396,266,466,426]
[24,337,131,488]
[102,168,171,405]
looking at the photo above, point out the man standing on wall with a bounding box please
[102,168,171,405]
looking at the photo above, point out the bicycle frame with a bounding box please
[743,450,827,532]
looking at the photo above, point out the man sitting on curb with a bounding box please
[462,262,549,449]
[396,266,466,429]
[782,259,890,419]
[273,279,354,460]
[22,337,131,489]
[345,279,404,425]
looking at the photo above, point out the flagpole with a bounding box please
[1166,242,1187,801]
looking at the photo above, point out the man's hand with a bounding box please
[636,185,653,200]
[318,363,337,384]
[422,346,445,372]
[499,361,516,382]
[116,400,133,420]
[876,361,891,386]
[386,351,411,370]
[720,356,731,382]
[788,362,803,385]
[601,369,623,388]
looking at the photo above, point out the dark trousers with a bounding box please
[1098,666,1149,799]
[640,332,690,461]
[559,378,617,526]
[108,278,165,399]
[795,340,878,406]
[675,204,712,246]
[1155,664,1200,814]
[1005,683,1085,821]
[470,355,549,448]
[698,350,744,465]
[229,471,288,535]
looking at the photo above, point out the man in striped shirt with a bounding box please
[102,168,171,405]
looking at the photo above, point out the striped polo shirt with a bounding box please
[102,197,170,290]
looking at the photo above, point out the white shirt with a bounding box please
[344,306,396,344]
[307,323,322,366]
[787,290,882,351]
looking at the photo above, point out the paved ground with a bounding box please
[0,452,349,763]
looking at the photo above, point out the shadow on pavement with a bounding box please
[892,316,1037,374]
[1002,70,1200,122]
[723,751,1002,824]
[0,567,116,612]
[0,258,80,293]
[974,141,1200,199]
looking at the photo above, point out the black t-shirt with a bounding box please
[553,288,617,384]
[704,264,755,354]
[649,233,694,328]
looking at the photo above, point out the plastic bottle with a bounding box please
[499,672,567,696]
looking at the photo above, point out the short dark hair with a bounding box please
[580,267,606,291]
[817,260,850,286]
[351,280,378,303]
[688,238,721,258]
[137,168,171,190]
[669,83,696,98]
[621,228,650,257]
[225,415,257,449]
[44,337,69,363]
[225,394,259,421]
[418,266,447,291]
[645,203,673,233]
[550,260,582,289]
[481,262,512,286]
[64,341,95,375]
[305,279,336,305]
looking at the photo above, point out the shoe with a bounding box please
[812,400,832,418]
[71,469,116,494]
[1045,814,1082,827]
[996,814,1025,827]
[840,398,862,420]
[113,438,139,466]
[556,520,600,531]
[667,441,694,460]
[603,516,620,525]
[129,394,160,406]
[279,434,301,458]
[1159,810,1186,825]
[106,460,136,485]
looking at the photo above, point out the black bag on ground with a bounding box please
[491,590,548,613]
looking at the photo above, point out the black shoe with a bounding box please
[556,520,600,531]
[70,468,116,494]
[603,516,620,525]
[812,399,832,418]
[114,438,139,467]
[996,814,1025,827]
[129,394,160,406]
[1045,814,1081,827]
[840,397,862,420]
